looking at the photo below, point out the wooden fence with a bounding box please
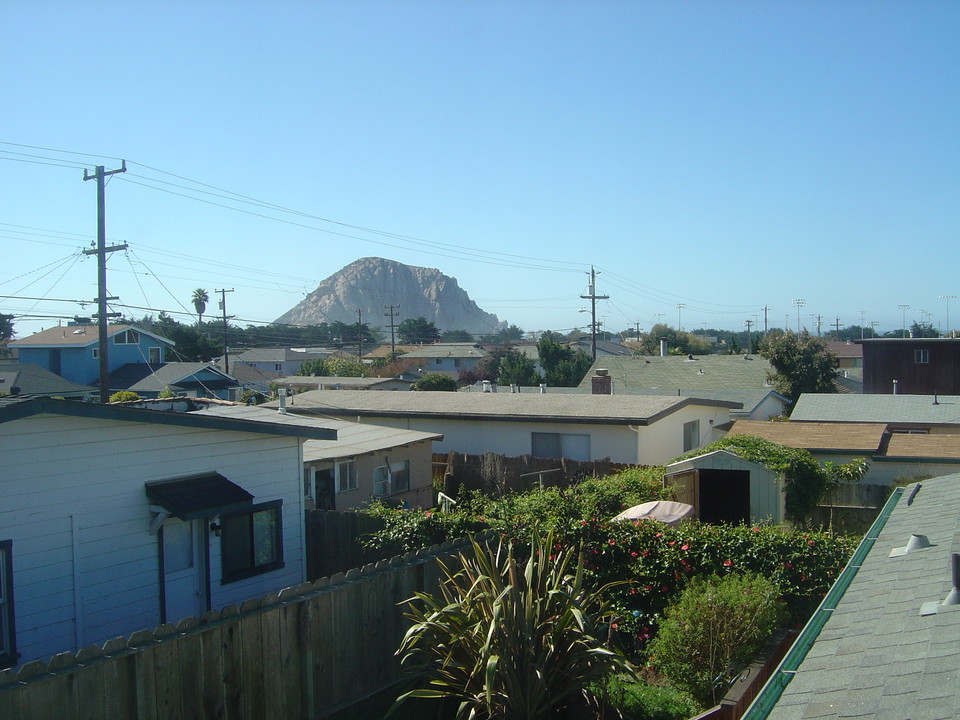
[304,509,388,580]
[0,539,472,720]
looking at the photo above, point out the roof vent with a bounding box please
[920,553,960,616]
[890,533,932,557]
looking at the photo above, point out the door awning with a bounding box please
[145,473,254,521]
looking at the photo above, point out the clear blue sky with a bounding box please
[3,2,957,340]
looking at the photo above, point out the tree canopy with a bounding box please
[758,330,838,403]
[634,323,712,356]
[536,332,592,386]
[412,374,458,391]
[398,317,440,344]
[191,288,209,324]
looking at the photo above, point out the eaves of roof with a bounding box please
[0,397,337,440]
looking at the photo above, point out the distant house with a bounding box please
[824,340,863,369]
[106,361,239,400]
[0,362,95,399]
[579,354,777,394]
[566,337,632,358]
[791,393,960,431]
[275,389,740,465]
[231,347,329,376]
[858,337,960,394]
[194,404,441,511]
[390,343,489,379]
[10,324,173,385]
[0,396,336,668]
[755,475,960,719]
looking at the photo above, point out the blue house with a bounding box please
[11,324,173,385]
[10,324,240,400]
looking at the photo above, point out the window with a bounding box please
[92,347,99,359]
[915,349,929,364]
[114,329,140,345]
[149,346,162,364]
[373,465,390,497]
[335,460,357,492]
[274,363,282,371]
[683,420,700,452]
[0,540,17,669]
[531,432,590,461]
[373,460,411,497]
[220,501,283,583]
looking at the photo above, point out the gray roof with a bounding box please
[276,375,413,389]
[791,393,960,425]
[580,354,776,392]
[765,474,960,720]
[232,347,328,363]
[393,343,488,360]
[197,404,441,461]
[273,388,740,426]
[0,363,95,397]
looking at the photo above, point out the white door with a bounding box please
[162,517,207,623]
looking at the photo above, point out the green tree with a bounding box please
[481,323,525,345]
[297,358,328,376]
[646,573,783,707]
[0,313,14,342]
[495,347,541,386]
[191,288,209,324]
[440,329,474,342]
[325,356,368,377]
[537,332,593,386]
[398,317,440,344]
[759,330,838,403]
[412,374,458,391]
[636,323,712,356]
[395,533,628,719]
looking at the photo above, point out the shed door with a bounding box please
[161,518,207,623]
[697,470,750,525]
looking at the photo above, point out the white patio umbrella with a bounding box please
[612,500,694,526]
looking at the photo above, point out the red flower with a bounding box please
[608,539,616,546]
[681,544,689,551]
[723,559,732,566]
[630,551,638,558]
[784,562,793,569]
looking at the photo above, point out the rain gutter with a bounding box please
[740,484,905,720]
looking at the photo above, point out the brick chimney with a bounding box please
[591,368,612,395]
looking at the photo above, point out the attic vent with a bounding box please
[890,533,931,558]
[920,553,960,616]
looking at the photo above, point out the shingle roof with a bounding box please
[765,475,960,720]
[393,343,488,360]
[9,324,172,347]
[106,362,238,393]
[884,433,960,460]
[275,388,739,425]
[792,394,960,425]
[0,363,95,397]
[198,404,442,461]
[728,420,888,453]
[579,354,776,392]
[231,347,328,363]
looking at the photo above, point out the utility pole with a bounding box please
[579,266,608,361]
[762,305,769,336]
[635,320,641,342]
[216,289,234,372]
[810,313,823,337]
[82,162,127,403]
[384,304,400,357]
[834,316,841,339]
[357,308,363,358]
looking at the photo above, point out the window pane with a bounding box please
[252,509,277,567]
[373,466,390,496]
[531,432,562,459]
[561,434,591,461]
[222,514,251,577]
[390,460,410,493]
[163,520,193,573]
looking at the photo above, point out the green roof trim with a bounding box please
[740,485,905,720]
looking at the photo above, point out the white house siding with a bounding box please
[0,413,305,665]
[634,404,732,465]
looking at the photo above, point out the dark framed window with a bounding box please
[114,329,140,345]
[531,432,590,461]
[336,460,357,492]
[390,460,410,493]
[220,501,284,584]
[915,349,929,364]
[0,540,17,669]
[148,346,162,363]
[683,420,701,452]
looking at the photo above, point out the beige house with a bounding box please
[274,389,740,466]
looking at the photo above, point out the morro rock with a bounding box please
[273,257,500,334]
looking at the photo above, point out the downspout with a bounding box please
[628,425,642,465]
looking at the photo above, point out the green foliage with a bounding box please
[297,357,368,377]
[440,329,474,342]
[398,317,440,344]
[136,312,221,362]
[537,333,593,386]
[758,330,838,402]
[677,434,830,523]
[635,324,711,356]
[395,533,629,719]
[109,391,140,403]
[297,358,328,376]
[596,675,700,720]
[412,374,458,391]
[191,288,209,323]
[496,347,541,386]
[0,313,14,343]
[157,386,175,399]
[480,323,525,345]
[646,573,783,706]
[362,503,488,557]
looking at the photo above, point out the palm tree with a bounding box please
[191,288,209,324]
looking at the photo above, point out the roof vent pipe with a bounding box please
[890,533,931,557]
[482,380,492,393]
[511,384,519,393]
[933,393,940,405]
[943,553,960,606]
[539,384,546,394]
[278,387,288,415]
[892,379,898,395]
[660,337,668,357]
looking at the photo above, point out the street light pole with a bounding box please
[940,295,956,338]
[792,298,805,333]
[898,304,910,338]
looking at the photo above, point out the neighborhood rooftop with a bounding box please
[791,393,960,425]
[275,388,740,425]
[577,354,776,392]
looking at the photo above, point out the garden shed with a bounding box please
[663,450,785,525]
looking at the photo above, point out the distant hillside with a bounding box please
[273,257,501,334]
